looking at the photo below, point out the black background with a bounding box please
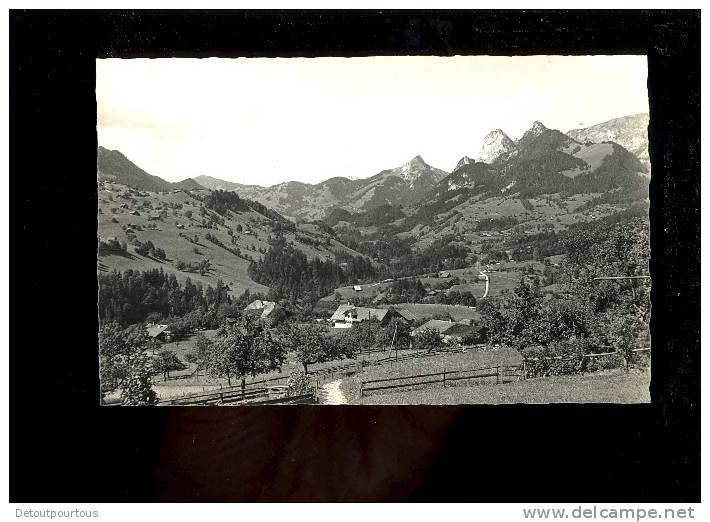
[9,10,700,502]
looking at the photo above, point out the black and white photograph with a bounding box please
[9,7,702,507]
[97,55,652,406]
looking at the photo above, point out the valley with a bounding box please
[98,113,651,406]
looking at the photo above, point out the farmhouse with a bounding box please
[244,299,278,320]
[329,305,405,329]
[146,323,169,341]
[411,319,478,344]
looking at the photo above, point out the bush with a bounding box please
[285,371,313,397]
[416,327,444,352]
[98,237,127,256]
[522,339,592,378]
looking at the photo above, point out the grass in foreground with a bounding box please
[345,368,650,405]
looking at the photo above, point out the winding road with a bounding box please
[479,270,490,299]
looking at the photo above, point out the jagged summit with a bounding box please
[399,155,432,181]
[476,128,515,164]
[455,156,475,171]
[520,120,549,141]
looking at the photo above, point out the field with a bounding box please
[346,368,651,405]
[339,347,522,401]
[98,182,366,297]
[391,303,480,322]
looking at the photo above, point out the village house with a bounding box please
[244,299,278,320]
[329,305,406,329]
[411,319,478,344]
[146,323,170,342]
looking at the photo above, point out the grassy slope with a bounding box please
[349,368,650,405]
[98,182,366,297]
[340,347,523,401]
[405,192,626,249]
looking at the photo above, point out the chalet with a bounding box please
[411,319,478,344]
[129,210,141,216]
[146,323,169,342]
[438,271,451,278]
[176,223,185,229]
[244,299,278,320]
[329,305,404,329]
[353,285,362,292]
[148,212,161,221]
[411,319,454,337]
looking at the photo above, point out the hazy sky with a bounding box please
[97,55,648,186]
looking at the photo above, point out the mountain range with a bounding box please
[567,113,650,173]
[97,147,205,192]
[195,155,448,221]
[97,113,650,225]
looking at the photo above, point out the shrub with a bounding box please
[416,327,444,352]
[286,371,313,397]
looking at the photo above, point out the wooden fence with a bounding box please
[160,385,318,406]
[360,364,525,397]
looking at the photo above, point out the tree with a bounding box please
[198,315,286,390]
[278,323,338,374]
[342,323,378,354]
[120,352,158,405]
[99,322,157,405]
[154,350,186,379]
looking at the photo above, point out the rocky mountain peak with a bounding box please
[399,155,431,181]
[455,156,475,170]
[476,129,515,164]
[523,120,549,139]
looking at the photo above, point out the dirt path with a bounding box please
[322,379,348,405]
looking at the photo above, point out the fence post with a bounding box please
[360,382,363,398]
[443,369,446,388]
[496,366,500,385]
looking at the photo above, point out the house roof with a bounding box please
[412,320,477,337]
[244,300,277,319]
[396,309,415,322]
[146,324,169,338]
[329,305,390,323]
[411,320,455,336]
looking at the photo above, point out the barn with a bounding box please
[329,305,406,329]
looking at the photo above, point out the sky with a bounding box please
[97,55,648,186]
